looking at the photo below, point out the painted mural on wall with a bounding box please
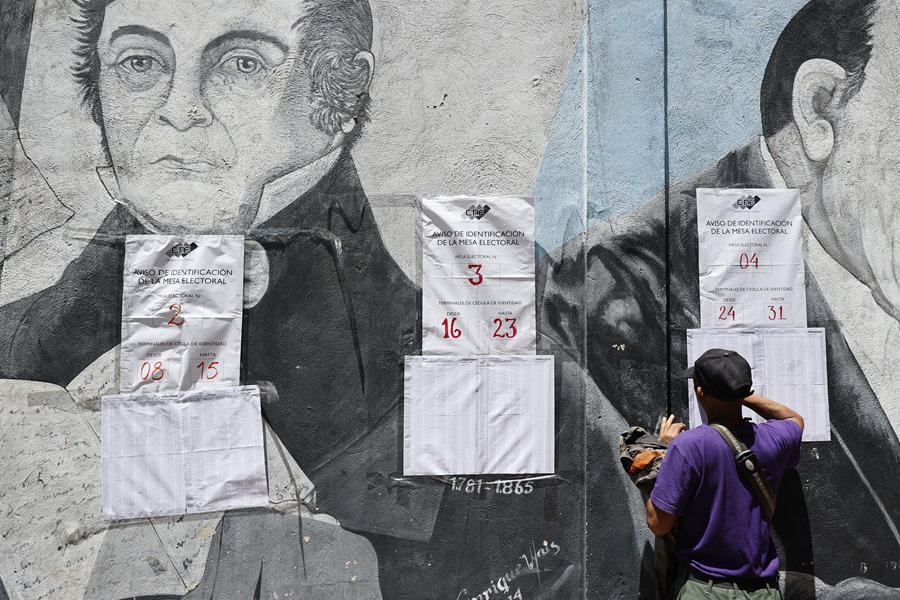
[0,0,590,599]
[4,0,900,599]
[542,0,900,597]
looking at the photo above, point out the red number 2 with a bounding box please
[167,303,185,327]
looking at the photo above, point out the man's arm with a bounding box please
[742,394,804,431]
[0,238,122,386]
[645,498,677,536]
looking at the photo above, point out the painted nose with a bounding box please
[156,75,213,131]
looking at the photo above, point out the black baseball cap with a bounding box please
[683,348,753,401]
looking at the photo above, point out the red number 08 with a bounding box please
[140,361,164,381]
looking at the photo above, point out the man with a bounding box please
[5,0,405,527]
[540,0,900,592]
[647,348,803,598]
[3,0,399,596]
[0,0,583,597]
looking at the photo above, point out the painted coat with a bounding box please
[0,151,587,599]
[539,140,900,594]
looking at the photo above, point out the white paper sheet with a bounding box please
[404,355,554,475]
[422,196,536,354]
[102,386,267,520]
[686,328,830,441]
[696,189,806,328]
[120,235,244,393]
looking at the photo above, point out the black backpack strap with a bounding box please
[709,423,777,520]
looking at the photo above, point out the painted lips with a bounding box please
[152,155,218,173]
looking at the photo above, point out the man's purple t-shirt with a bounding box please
[650,420,802,579]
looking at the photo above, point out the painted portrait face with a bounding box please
[818,4,900,317]
[96,0,336,233]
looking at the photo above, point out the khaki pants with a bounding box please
[672,566,781,600]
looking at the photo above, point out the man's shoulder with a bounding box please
[670,425,722,452]
[756,418,803,447]
[539,139,768,319]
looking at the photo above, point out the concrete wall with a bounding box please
[1,0,899,598]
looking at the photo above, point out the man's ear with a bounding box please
[340,51,374,134]
[354,51,375,92]
[792,58,849,162]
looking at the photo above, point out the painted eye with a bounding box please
[234,56,260,74]
[122,55,156,72]
[115,53,167,91]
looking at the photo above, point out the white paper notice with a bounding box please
[422,196,536,354]
[102,385,267,520]
[403,355,554,475]
[120,235,244,393]
[696,189,806,328]
[686,328,830,441]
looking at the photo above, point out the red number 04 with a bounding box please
[467,264,483,285]
[492,318,518,338]
[442,317,462,339]
[739,252,759,269]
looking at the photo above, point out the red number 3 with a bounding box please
[467,264,483,286]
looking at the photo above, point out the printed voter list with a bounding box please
[120,235,244,392]
[696,189,806,328]
[422,196,536,354]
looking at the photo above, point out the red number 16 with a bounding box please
[442,317,462,339]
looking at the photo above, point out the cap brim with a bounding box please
[682,366,695,379]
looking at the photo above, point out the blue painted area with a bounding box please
[534,0,666,252]
[667,1,808,182]
[536,0,815,252]
[587,0,665,225]
[533,27,585,256]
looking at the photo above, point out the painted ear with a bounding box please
[354,51,375,92]
[340,51,374,134]
[791,58,848,162]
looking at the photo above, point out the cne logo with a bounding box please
[166,242,198,258]
[733,194,761,210]
[463,204,491,220]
